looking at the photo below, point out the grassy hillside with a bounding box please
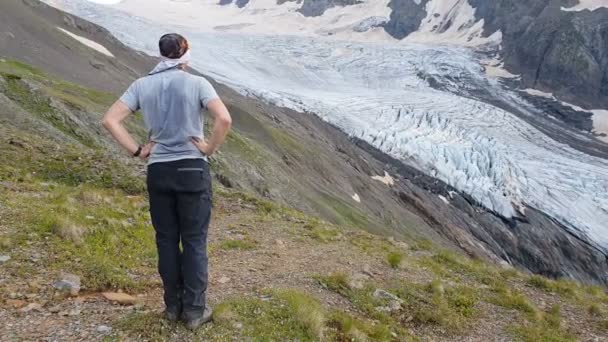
[1,60,607,341]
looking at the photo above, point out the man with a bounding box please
[102,33,232,329]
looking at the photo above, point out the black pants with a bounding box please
[147,158,212,319]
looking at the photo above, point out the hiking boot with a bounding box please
[163,306,182,322]
[183,306,213,330]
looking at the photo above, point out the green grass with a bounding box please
[527,275,579,298]
[509,305,576,342]
[1,73,97,147]
[327,311,395,341]
[396,279,479,331]
[219,238,257,251]
[387,251,403,269]
[489,284,538,318]
[2,183,156,291]
[317,272,479,334]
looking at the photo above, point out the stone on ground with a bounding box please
[52,272,81,296]
[101,292,137,305]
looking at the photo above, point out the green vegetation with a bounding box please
[317,272,479,334]
[490,284,538,318]
[2,183,156,291]
[509,305,576,342]
[527,275,578,298]
[387,251,403,269]
[219,238,257,251]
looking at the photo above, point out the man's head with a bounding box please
[159,33,189,59]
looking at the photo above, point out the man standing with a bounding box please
[102,33,232,329]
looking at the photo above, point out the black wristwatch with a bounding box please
[133,146,143,157]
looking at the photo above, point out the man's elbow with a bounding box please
[219,113,232,128]
[101,117,116,130]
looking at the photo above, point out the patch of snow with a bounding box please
[562,0,608,12]
[591,109,608,142]
[404,0,502,47]
[352,193,361,203]
[524,88,554,99]
[482,57,519,79]
[438,195,450,204]
[371,171,395,186]
[57,27,114,57]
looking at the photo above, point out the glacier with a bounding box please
[45,0,608,253]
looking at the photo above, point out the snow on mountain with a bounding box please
[562,0,608,12]
[402,0,502,46]
[45,0,608,253]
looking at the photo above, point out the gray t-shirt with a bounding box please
[120,68,219,165]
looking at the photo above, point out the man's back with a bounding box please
[120,68,218,164]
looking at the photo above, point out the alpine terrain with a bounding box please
[0,0,607,341]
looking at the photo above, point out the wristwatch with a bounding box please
[133,146,143,157]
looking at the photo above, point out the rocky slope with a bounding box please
[2,0,607,287]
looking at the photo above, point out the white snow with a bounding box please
[352,193,361,203]
[404,0,502,47]
[524,88,554,99]
[592,110,608,142]
[482,57,519,79]
[562,0,608,12]
[48,0,608,254]
[372,172,395,186]
[438,195,450,204]
[57,27,114,57]
[85,0,396,42]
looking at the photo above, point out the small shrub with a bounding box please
[328,311,393,341]
[387,251,403,269]
[588,303,604,317]
[315,272,351,296]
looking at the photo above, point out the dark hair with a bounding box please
[159,33,189,59]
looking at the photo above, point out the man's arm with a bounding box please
[102,100,149,158]
[191,99,232,156]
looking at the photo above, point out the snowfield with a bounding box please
[46,0,608,253]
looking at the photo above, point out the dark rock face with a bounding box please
[382,0,608,109]
[219,0,250,8]
[469,0,608,109]
[297,0,363,17]
[384,0,429,39]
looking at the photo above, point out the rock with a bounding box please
[232,322,243,330]
[347,273,369,290]
[0,255,10,263]
[6,299,27,309]
[48,305,61,313]
[101,292,137,305]
[25,293,38,300]
[373,289,403,304]
[362,264,375,278]
[97,325,112,334]
[19,303,43,313]
[274,239,285,247]
[53,272,81,296]
[8,293,18,299]
[68,309,81,316]
[58,310,69,316]
[218,276,230,284]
